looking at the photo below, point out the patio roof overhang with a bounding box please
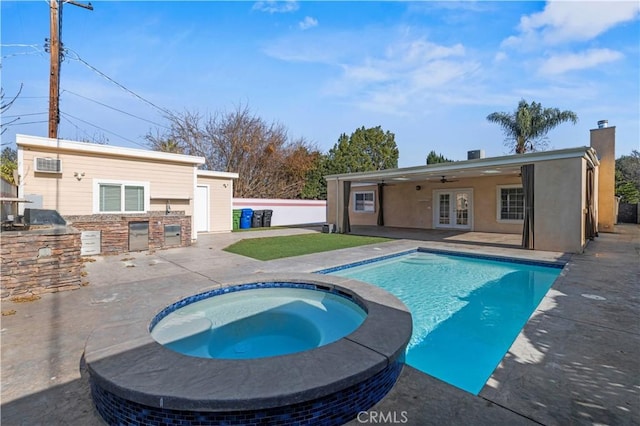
[324,146,599,184]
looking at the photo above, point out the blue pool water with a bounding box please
[326,250,562,394]
[151,287,366,359]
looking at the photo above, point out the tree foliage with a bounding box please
[1,147,17,184]
[426,150,453,165]
[324,126,399,175]
[487,99,578,154]
[615,150,640,203]
[146,105,321,199]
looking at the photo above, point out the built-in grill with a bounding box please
[23,208,66,226]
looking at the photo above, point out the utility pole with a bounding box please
[47,0,93,139]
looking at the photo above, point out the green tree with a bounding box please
[300,154,328,200]
[324,126,399,175]
[487,99,578,153]
[426,150,453,165]
[1,147,17,183]
[615,150,640,203]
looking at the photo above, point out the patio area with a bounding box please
[349,225,523,249]
[1,224,638,425]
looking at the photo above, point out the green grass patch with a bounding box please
[232,226,286,232]
[223,233,391,261]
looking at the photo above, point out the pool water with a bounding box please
[327,251,562,394]
[151,287,366,359]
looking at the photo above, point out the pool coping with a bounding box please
[83,273,412,412]
[316,247,567,275]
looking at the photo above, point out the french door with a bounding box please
[433,189,473,230]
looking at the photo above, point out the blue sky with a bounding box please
[2,1,639,167]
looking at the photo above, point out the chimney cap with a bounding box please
[597,120,608,129]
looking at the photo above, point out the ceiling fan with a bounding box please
[439,176,458,183]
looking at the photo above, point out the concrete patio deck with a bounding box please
[1,224,638,425]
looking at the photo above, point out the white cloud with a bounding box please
[494,51,508,62]
[252,1,299,14]
[540,48,624,75]
[504,1,640,47]
[328,37,480,114]
[299,16,318,30]
[264,28,482,115]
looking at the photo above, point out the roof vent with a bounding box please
[467,150,485,160]
[34,157,62,173]
[597,120,608,129]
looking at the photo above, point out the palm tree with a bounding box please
[487,99,578,154]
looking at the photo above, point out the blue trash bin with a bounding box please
[240,209,253,229]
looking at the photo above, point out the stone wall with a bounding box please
[1,227,84,299]
[65,212,192,256]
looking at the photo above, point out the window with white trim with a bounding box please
[94,180,149,213]
[497,185,524,221]
[353,191,375,212]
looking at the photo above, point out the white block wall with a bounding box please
[232,198,327,226]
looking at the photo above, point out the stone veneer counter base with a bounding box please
[84,274,412,426]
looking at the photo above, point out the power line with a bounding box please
[0,43,42,48]
[61,89,168,129]
[59,113,100,142]
[60,111,149,149]
[2,50,46,60]
[3,112,48,118]
[64,48,175,119]
[3,120,48,127]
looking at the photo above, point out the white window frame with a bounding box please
[353,191,375,213]
[93,179,150,214]
[496,184,524,223]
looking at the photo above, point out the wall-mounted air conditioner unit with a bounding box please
[34,157,62,173]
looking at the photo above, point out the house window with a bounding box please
[94,180,149,213]
[353,191,375,212]
[498,185,524,221]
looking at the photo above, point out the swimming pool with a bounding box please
[323,249,563,395]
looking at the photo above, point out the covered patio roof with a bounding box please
[324,146,599,184]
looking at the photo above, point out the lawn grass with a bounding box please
[223,233,391,261]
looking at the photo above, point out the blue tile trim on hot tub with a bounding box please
[91,358,404,426]
[315,247,566,275]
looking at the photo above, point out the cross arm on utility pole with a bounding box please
[64,1,93,11]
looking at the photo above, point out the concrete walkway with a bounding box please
[1,224,638,425]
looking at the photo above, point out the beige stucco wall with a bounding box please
[19,146,196,217]
[340,176,523,234]
[534,157,585,253]
[590,126,616,232]
[326,151,593,253]
[196,175,234,232]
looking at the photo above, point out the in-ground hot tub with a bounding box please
[151,286,367,360]
[85,276,412,426]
